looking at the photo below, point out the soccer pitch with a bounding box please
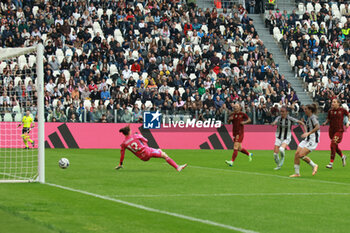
[1,149,350,233]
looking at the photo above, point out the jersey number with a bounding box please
[127,142,140,153]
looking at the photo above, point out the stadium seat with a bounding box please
[106,79,113,86]
[32,6,39,16]
[65,49,73,57]
[84,100,91,109]
[141,72,148,81]
[310,69,315,76]
[24,76,32,87]
[168,87,175,96]
[219,25,225,35]
[290,54,297,67]
[322,76,328,86]
[216,53,222,59]
[331,4,339,12]
[3,113,13,122]
[0,61,6,73]
[137,3,144,12]
[63,70,71,81]
[28,55,36,67]
[110,64,118,75]
[340,4,345,12]
[306,3,314,12]
[298,3,305,14]
[135,100,142,108]
[52,99,59,108]
[173,58,179,68]
[97,8,103,19]
[340,17,347,25]
[106,9,112,18]
[14,77,22,86]
[333,11,341,19]
[145,101,153,109]
[116,36,124,44]
[339,49,345,56]
[94,100,99,106]
[72,49,81,58]
[56,49,64,57]
[175,23,183,32]
[57,55,64,64]
[104,100,110,106]
[194,45,201,54]
[14,113,22,122]
[178,87,185,96]
[189,73,197,80]
[12,105,21,113]
[133,72,139,80]
[201,25,208,33]
[243,53,248,62]
[315,3,321,13]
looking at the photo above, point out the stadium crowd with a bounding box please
[0,0,302,124]
[266,1,350,113]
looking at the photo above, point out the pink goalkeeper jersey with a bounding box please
[120,134,149,163]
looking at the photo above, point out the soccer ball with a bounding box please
[59,158,69,169]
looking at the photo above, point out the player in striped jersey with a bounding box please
[271,106,304,170]
[290,104,319,177]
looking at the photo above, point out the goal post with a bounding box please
[0,44,45,183]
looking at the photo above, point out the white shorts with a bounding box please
[275,138,291,147]
[298,140,318,152]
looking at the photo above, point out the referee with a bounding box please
[17,111,35,149]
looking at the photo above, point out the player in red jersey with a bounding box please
[225,103,253,166]
[116,126,187,171]
[322,99,350,169]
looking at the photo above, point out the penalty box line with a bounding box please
[46,183,259,233]
[111,192,350,198]
[191,165,350,187]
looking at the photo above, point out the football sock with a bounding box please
[240,148,249,156]
[232,150,238,162]
[308,160,316,168]
[294,164,300,174]
[279,147,285,165]
[28,138,33,143]
[165,157,178,170]
[273,153,279,165]
[336,144,343,157]
[330,142,337,161]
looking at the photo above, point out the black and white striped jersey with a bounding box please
[274,115,299,140]
[305,114,320,143]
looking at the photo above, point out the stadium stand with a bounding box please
[268,1,350,113]
[0,0,306,124]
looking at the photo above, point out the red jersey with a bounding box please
[328,108,349,133]
[231,112,248,135]
[120,134,149,163]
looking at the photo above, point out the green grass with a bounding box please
[1,149,350,233]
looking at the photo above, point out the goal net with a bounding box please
[0,45,44,183]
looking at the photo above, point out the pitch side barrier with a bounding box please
[38,123,349,150]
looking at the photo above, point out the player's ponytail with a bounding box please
[306,103,318,114]
[119,125,131,136]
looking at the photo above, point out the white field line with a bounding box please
[46,183,259,233]
[110,192,350,198]
[190,165,350,187]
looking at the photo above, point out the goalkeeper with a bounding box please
[17,111,35,149]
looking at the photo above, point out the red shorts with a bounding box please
[329,131,343,144]
[233,133,244,143]
[140,148,162,161]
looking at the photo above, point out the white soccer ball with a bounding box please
[59,158,69,169]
